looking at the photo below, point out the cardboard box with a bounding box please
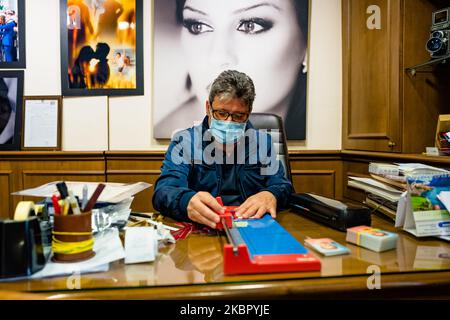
[435,114,450,150]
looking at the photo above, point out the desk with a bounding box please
[1,211,450,299]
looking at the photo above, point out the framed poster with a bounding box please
[153,0,309,140]
[0,70,24,151]
[60,0,143,96]
[22,96,62,151]
[0,0,25,68]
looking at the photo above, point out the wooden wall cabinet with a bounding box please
[342,0,450,153]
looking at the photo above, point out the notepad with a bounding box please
[305,238,350,256]
[124,227,157,264]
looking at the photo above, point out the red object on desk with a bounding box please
[223,244,321,275]
[214,197,236,230]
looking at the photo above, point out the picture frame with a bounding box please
[0,0,26,69]
[0,70,24,151]
[59,0,144,96]
[21,96,62,151]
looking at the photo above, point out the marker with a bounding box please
[81,184,88,210]
[68,190,81,215]
[56,182,69,199]
[51,194,61,215]
[83,183,105,212]
[63,199,70,216]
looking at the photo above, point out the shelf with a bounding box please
[406,54,450,76]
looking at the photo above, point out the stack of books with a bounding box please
[348,162,450,222]
[348,163,406,221]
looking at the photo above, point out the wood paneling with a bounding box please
[0,171,13,219]
[105,152,165,212]
[291,170,336,199]
[0,152,105,218]
[343,0,401,152]
[289,151,343,199]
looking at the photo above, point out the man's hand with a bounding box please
[235,191,277,219]
[187,192,224,228]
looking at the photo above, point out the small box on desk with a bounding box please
[346,226,398,252]
[435,114,450,155]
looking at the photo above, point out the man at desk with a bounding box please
[153,70,293,228]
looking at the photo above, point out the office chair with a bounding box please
[248,113,292,182]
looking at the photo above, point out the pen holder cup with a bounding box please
[52,211,95,263]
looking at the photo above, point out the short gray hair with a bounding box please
[209,70,256,112]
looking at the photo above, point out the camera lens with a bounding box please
[432,31,444,38]
[427,37,443,52]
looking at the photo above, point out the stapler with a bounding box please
[290,193,371,231]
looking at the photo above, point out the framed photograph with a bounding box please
[0,0,26,68]
[0,70,24,151]
[60,0,143,96]
[21,96,62,151]
[153,0,309,140]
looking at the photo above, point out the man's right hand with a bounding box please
[187,192,224,228]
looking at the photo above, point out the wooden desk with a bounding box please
[1,211,450,299]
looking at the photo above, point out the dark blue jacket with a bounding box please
[152,116,294,221]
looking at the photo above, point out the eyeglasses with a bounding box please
[210,108,249,123]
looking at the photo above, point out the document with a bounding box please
[23,100,58,148]
[12,181,152,203]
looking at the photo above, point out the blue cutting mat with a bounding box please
[233,214,308,258]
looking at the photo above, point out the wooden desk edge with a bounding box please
[31,270,450,300]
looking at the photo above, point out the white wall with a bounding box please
[25,0,342,151]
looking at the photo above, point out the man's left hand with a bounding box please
[235,191,277,219]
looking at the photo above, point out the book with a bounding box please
[347,176,402,202]
[304,238,350,256]
[368,163,400,176]
[370,173,407,190]
[365,196,396,221]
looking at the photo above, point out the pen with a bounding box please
[82,184,88,210]
[83,183,105,212]
[68,190,81,215]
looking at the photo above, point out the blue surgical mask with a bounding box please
[210,118,246,144]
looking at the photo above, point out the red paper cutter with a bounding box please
[214,197,321,275]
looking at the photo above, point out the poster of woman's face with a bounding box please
[0,70,23,150]
[0,0,25,68]
[60,0,143,96]
[153,0,309,140]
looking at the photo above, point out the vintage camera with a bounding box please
[427,8,450,58]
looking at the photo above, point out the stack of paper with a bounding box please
[346,226,398,252]
[348,176,403,202]
[12,181,151,204]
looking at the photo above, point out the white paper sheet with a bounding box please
[23,100,58,148]
[30,228,125,279]
[12,181,151,203]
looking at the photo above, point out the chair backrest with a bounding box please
[248,113,292,182]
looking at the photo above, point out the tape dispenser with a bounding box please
[0,201,47,278]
